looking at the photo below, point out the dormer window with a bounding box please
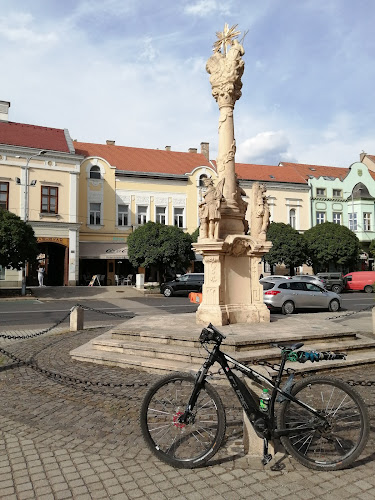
[90,166,101,179]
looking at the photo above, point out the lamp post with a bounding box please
[18,150,47,295]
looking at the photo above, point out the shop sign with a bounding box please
[80,242,128,259]
[37,237,69,246]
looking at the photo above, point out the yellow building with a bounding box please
[0,101,83,286]
[74,141,215,284]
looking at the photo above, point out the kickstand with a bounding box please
[262,437,273,465]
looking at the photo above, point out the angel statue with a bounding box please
[199,178,225,240]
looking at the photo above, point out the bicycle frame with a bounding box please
[183,343,327,440]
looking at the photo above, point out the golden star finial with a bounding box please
[213,23,241,54]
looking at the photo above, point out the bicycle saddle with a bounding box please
[272,342,304,351]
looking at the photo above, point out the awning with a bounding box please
[80,242,128,259]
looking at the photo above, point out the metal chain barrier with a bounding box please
[325,303,374,321]
[0,310,72,340]
[75,303,134,319]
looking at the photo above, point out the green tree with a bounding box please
[369,239,375,259]
[190,227,199,243]
[0,209,38,270]
[264,222,307,275]
[127,222,194,282]
[304,222,360,272]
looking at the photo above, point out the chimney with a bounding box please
[188,148,197,153]
[106,140,115,145]
[200,142,209,160]
[360,151,367,162]
[0,101,10,121]
[165,146,171,151]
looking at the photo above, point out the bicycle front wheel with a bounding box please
[140,372,226,468]
[277,376,369,470]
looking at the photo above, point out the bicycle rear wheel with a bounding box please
[140,372,226,468]
[277,376,369,470]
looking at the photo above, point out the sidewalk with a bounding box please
[0,317,374,498]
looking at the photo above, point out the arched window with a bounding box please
[199,174,208,187]
[289,208,296,228]
[89,166,101,179]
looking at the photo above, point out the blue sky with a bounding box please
[1,0,375,167]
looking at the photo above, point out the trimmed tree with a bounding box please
[0,209,38,270]
[304,222,360,273]
[127,222,194,283]
[264,222,307,276]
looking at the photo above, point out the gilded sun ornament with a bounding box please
[213,23,241,54]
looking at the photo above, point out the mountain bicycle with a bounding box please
[140,323,369,470]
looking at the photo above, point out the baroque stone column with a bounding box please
[194,25,272,326]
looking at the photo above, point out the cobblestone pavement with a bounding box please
[0,326,374,499]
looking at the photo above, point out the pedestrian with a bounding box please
[37,266,45,287]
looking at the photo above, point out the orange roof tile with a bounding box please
[279,162,349,181]
[0,121,71,153]
[235,163,308,184]
[74,142,213,176]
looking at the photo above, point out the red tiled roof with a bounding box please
[74,142,212,175]
[366,155,375,163]
[235,163,308,184]
[0,121,71,153]
[279,162,349,182]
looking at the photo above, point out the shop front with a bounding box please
[29,237,69,286]
[79,241,135,286]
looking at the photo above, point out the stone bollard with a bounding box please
[242,365,280,457]
[70,306,84,331]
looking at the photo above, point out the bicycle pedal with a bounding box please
[261,454,273,465]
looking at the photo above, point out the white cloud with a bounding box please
[184,0,230,17]
[237,131,293,165]
[0,12,58,45]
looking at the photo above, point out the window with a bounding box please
[0,182,9,210]
[137,206,148,225]
[333,189,342,198]
[289,209,296,228]
[174,207,184,228]
[118,205,129,226]
[156,206,166,224]
[316,188,326,197]
[316,212,325,224]
[41,186,58,214]
[364,213,371,231]
[348,212,357,231]
[305,283,322,292]
[0,265,5,280]
[333,212,342,225]
[89,166,101,179]
[89,203,101,225]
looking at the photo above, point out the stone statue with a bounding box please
[198,178,225,240]
[251,182,270,240]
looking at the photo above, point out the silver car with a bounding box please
[291,275,327,288]
[262,279,341,314]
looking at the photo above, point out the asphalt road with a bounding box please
[0,292,373,331]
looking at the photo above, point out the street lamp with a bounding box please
[16,150,47,295]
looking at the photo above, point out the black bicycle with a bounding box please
[140,323,369,470]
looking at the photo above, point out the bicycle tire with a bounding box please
[277,376,369,470]
[140,372,226,468]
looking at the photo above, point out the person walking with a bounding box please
[37,266,45,287]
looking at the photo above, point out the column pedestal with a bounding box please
[194,235,271,326]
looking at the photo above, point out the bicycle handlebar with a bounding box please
[199,324,226,344]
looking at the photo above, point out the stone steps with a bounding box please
[70,312,375,376]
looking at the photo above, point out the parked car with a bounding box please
[259,275,291,283]
[160,273,204,297]
[262,279,341,314]
[291,275,327,288]
[316,272,344,294]
[343,271,375,293]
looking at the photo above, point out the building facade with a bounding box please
[0,101,83,286]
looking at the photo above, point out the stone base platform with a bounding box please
[70,313,375,376]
